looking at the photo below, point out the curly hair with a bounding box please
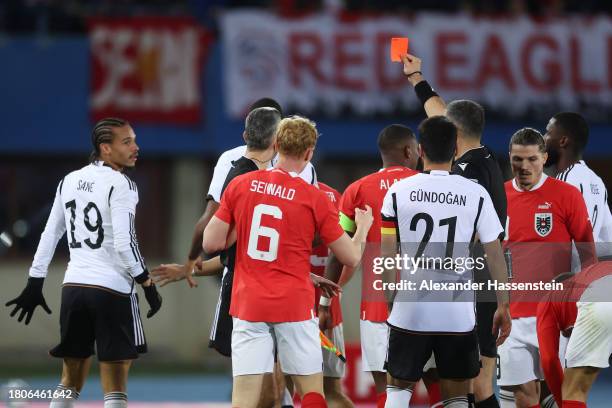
[275,115,318,158]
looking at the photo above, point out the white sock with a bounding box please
[281,387,293,406]
[498,389,516,408]
[385,385,413,408]
[443,396,469,407]
[104,391,128,407]
[49,384,79,408]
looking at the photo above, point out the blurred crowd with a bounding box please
[2,0,612,34]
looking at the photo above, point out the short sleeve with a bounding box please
[208,146,246,202]
[476,191,504,244]
[567,187,595,244]
[338,182,358,233]
[381,188,397,236]
[315,191,344,245]
[216,177,237,225]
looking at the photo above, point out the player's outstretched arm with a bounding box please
[380,232,399,307]
[400,53,446,117]
[181,200,221,288]
[482,239,511,346]
[151,256,224,287]
[328,206,373,268]
[7,180,66,325]
[6,277,52,325]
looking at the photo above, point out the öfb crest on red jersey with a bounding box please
[535,212,553,237]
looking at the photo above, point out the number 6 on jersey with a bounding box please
[247,204,282,262]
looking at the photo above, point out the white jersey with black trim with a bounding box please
[557,160,612,262]
[382,170,502,333]
[28,162,146,294]
[207,145,318,203]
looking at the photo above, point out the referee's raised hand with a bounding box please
[5,277,52,325]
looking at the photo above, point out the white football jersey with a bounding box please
[207,145,318,203]
[29,162,146,294]
[382,170,502,333]
[557,160,612,262]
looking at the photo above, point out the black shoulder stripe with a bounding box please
[579,183,583,194]
[311,166,316,185]
[469,197,485,247]
[122,174,136,191]
[108,186,114,206]
[392,192,401,244]
[562,164,575,182]
[59,178,65,194]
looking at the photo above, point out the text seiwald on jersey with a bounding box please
[249,179,296,200]
[356,242,608,303]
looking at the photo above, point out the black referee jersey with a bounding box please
[453,145,507,357]
[453,146,507,228]
[209,156,258,357]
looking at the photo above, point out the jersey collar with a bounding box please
[423,170,450,176]
[379,165,409,173]
[269,167,299,178]
[512,173,548,192]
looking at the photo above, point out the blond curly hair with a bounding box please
[275,115,318,158]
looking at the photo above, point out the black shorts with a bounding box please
[209,269,233,357]
[385,325,480,382]
[49,285,147,362]
[475,301,497,358]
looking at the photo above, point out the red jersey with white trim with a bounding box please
[504,174,595,318]
[339,166,418,322]
[216,168,344,323]
[536,260,612,406]
[312,182,343,327]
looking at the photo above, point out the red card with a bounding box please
[390,37,409,62]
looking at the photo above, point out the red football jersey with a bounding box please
[216,168,345,322]
[339,166,418,322]
[311,182,343,327]
[504,175,595,318]
[536,260,612,406]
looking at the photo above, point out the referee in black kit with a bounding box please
[400,53,508,408]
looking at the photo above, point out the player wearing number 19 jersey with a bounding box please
[203,116,373,408]
[6,118,162,408]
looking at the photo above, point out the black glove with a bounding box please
[142,283,162,318]
[5,277,52,325]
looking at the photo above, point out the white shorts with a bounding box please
[231,317,322,376]
[566,302,612,368]
[323,324,346,378]
[497,317,543,386]
[360,320,389,372]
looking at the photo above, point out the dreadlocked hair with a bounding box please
[89,117,128,162]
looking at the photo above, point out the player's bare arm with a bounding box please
[154,200,223,288]
[380,231,399,307]
[400,53,446,117]
[327,205,373,268]
[151,256,224,287]
[482,239,512,346]
[310,273,342,298]
[202,215,235,254]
